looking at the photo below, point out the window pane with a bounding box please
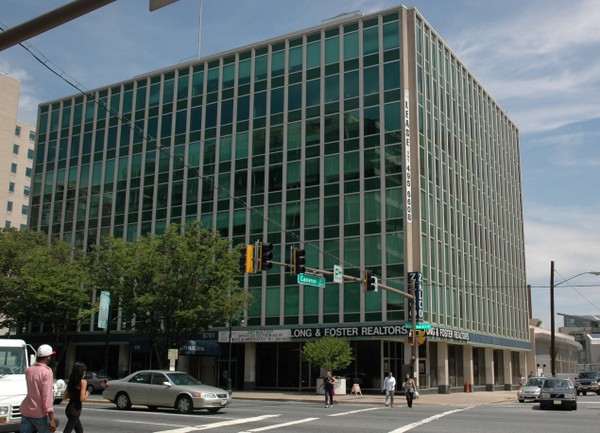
[325,37,339,64]
[344,32,359,60]
[307,41,321,69]
[363,26,379,55]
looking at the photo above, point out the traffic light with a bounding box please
[365,270,379,292]
[239,244,254,274]
[259,242,273,271]
[292,248,306,275]
[417,330,427,346]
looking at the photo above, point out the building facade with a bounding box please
[0,75,35,232]
[28,6,529,392]
[559,313,600,369]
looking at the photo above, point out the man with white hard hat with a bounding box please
[20,344,57,433]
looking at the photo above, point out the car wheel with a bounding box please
[539,403,547,410]
[87,385,94,394]
[572,403,577,411]
[115,392,132,410]
[582,391,587,396]
[148,406,158,411]
[175,395,193,414]
[518,398,524,403]
[207,408,221,414]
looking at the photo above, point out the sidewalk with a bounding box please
[89,389,518,407]
[231,390,517,407]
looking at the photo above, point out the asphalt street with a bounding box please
[56,392,600,433]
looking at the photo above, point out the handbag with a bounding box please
[413,390,419,399]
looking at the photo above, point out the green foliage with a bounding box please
[0,229,92,367]
[301,336,353,373]
[88,222,248,368]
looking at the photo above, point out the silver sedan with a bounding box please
[102,370,231,413]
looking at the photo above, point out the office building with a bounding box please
[0,74,35,232]
[28,6,529,392]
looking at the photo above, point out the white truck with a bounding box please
[0,339,65,433]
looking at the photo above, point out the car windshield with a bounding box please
[578,372,599,379]
[0,348,26,376]
[543,379,573,389]
[167,372,201,386]
[526,378,544,387]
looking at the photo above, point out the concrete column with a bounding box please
[437,341,449,394]
[244,343,256,390]
[462,345,473,391]
[177,354,190,373]
[485,347,494,391]
[118,344,129,377]
[503,351,512,390]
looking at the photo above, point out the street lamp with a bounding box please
[549,260,600,377]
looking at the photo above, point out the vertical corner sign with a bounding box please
[333,265,343,283]
[403,89,412,223]
[98,290,110,329]
[407,272,423,323]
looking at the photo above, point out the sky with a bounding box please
[1,0,599,330]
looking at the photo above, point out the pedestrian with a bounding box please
[382,371,396,407]
[518,373,526,388]
[402,373,417,408]
[528,370,533,379]
[63,362,90,433]
[20,344,57,433]
[320,371,337,408]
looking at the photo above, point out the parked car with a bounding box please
[84,371,111,393]
[574,371,600,396]
[102,370,231,414]
[517,377,545,402]
[53,378,66,404]
[539,378,577,410]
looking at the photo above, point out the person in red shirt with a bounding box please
[20,344,57,433]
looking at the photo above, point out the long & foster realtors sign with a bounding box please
[217,324,469,344]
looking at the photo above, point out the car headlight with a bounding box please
[534,389,541,396]
[541,392,551,399]
[565,393,576,400]
[0,406,9,416]
[195,392,217,399]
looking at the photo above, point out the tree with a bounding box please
[301,336,353,374]
[0,229,92,370]
[89,222,248,368]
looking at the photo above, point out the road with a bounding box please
[55,393,600,433]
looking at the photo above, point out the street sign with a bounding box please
[297,273,326,287]
[333,265,343,283]
[404,323,432,330]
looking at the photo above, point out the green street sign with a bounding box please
[404,323,432,330]
[297,273,326,287]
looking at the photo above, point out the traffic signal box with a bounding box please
[259,242,273,271]
[291,248,306,275]
[364,270,379,292]
[239,244,254,274]
[410,330,427,346]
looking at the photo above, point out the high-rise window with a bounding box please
[25,167,32,177]
[24,186,30,196]
[13,144,19,155]
[6,201,13,212]
[9,182,15,193]
[29,131,35,141]
[11,163,17,174]
[15,125,21,136]
[27,149,34,159]
[21,205,28,215]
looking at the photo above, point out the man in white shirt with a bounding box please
[382,371,396,407]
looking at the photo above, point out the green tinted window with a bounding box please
[383,22,400,50]
[364,191,380,221]
[384,102,402,131]
[325,37,339,64]
[343,281,360,313]
[288,83,302,111]
[285,286,299,315]
[345,194,360,223]
[219,136,232,162]
[223,64,235,88]
[191,71,204,97]
[235,132,248,159]
[307,41,321,69]
[344,32,359,60]
[386,188,402,218]
[306,79,320,107]
[363,26,379,55]
[289,46,303,73]
[287,122,302,149]
[271,87,284,114]
[364,66,379,95]
[271,51,285,77]
[207,68,219,93]
[255,55,268,81]
[304,286,319,315]
[325,75,339,103]
[344,70,359,98]
[384,61,400,90]
[238,59,251,85]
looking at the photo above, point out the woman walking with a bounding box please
[402,373,417,408]
[63,362,90,433]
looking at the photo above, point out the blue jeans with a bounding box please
[20,415,51,433]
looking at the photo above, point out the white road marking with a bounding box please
[328,406,383,417]
[153,414,280,433]
[388,406,474,433]
[238,417,319,432]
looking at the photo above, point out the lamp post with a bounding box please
[549,261,600,377]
